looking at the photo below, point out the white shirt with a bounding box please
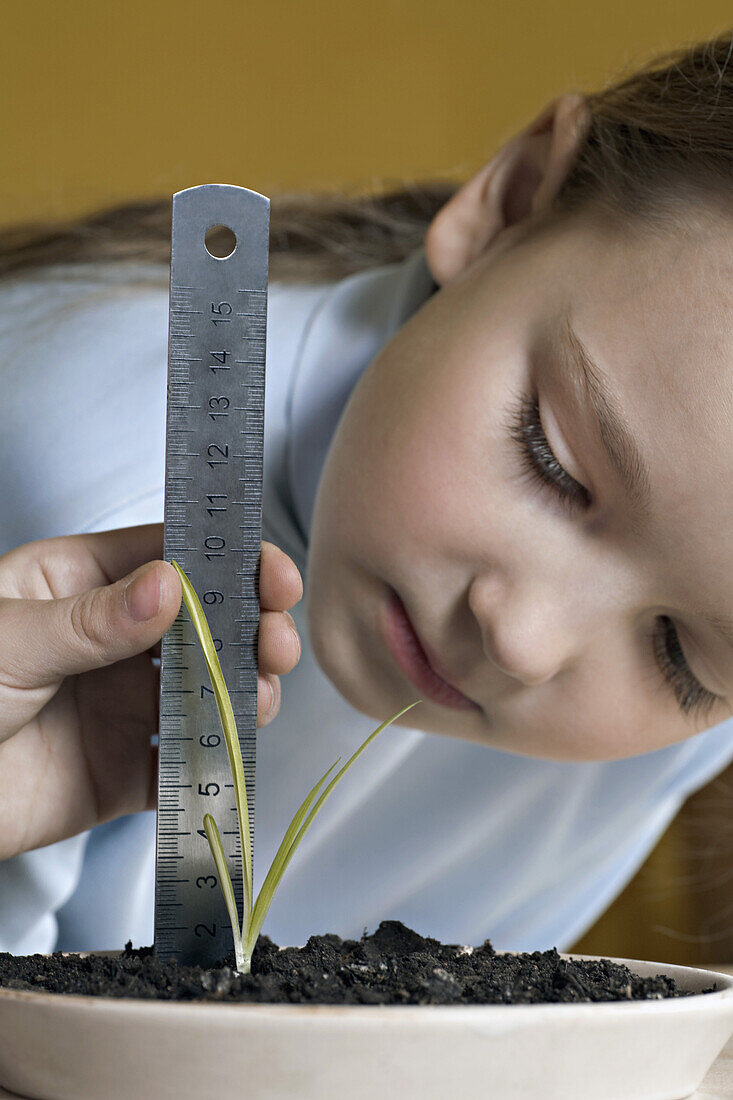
[1,247,732,955]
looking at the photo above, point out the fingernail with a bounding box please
[124,565,161,622]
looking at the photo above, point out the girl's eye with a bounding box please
[506,391,591,512]
[649,616,721,722]
[505,391,724,724]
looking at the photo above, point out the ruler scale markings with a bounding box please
[154,185,268,968]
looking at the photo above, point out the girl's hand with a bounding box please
[0,523,302,862]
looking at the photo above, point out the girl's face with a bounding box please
[304,208,733,761]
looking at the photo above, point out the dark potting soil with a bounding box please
[0,920,719,1005]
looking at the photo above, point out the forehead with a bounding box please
[553,211,733,595]
[568,211,733,394]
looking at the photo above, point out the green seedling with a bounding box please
[170,560,421,975]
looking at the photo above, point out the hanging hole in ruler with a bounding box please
[205,224,237,259]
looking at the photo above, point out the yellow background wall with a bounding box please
[2,1,732,227]
[2,2,733,964]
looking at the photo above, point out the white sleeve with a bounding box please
[0,269,169,952]
[0,269,169,555]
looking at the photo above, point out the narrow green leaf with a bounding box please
[245,758,341,954]
[245,699,420,952]
[202,813,247,974]
[171,561,253,926]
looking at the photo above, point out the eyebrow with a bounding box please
[555,308,652,518]
[555,308,733,662]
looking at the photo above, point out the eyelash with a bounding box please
[506,391,591,513]
[506,391,721,722]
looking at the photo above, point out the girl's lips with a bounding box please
[382,588,481,712]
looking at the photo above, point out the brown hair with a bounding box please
[1,29,732,286]
[554,28,733,226]
[0,183,459,286]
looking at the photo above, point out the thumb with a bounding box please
[3,560,182,689]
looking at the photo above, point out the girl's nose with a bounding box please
[468,572,578,688]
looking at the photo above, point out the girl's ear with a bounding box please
[424,93,592,286]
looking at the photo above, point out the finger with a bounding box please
[0,524,167,604]
[145,667,161,812]
[257,609,301,676]
[75,523,165,585]
[259,541,303,611]
[0,559,182,691]
[257,672,281,727]
[145,739,160,813]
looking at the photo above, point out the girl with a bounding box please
[1,30,732,957]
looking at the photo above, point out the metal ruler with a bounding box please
[154,184,270,967]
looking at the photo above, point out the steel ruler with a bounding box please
[154,184,270,967]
